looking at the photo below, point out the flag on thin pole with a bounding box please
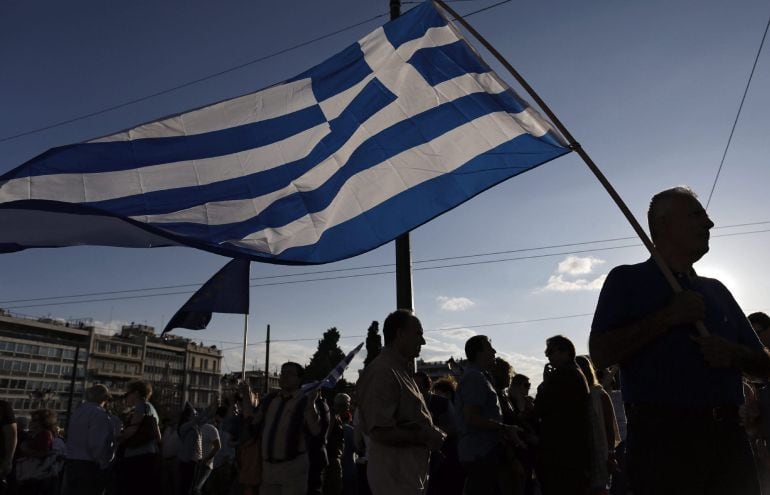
[0,2,569,264]
[162,258,250,336]
[302,342,364,393]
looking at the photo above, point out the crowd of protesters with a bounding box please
[0,186,769,494]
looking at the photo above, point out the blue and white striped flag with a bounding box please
[0,2,569,263]
[302,342,364,393]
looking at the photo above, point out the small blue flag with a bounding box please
[162,258,250,335]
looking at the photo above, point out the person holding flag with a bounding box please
[247,362,324,495]
[590,186,770,495]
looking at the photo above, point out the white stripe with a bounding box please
[90,78,316,142]
[0,123,330,204]
[130,71,514,226]
[228,111,528,255]
[130,25,508,226]
[318,24,458,121]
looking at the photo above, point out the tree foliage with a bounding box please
[305,327,346,385]
[364,320,382,368]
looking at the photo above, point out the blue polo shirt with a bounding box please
[455,363,502,462]
[591,258,762,407]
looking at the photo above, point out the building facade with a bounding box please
[0,311,223,424]
[0,311,89,420]
[416,358,461,382]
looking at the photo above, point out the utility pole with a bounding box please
[263,324,271,394]
[65,345,80,427]
[390,2,414,314]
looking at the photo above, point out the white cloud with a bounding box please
[537,255,607,293]
[543,273,607,292]
[436,296,476,312]
[557,255,605,275]
[436,328,477,340]
[498,351,548,388]
[419,335,465,362]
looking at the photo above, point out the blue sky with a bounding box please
[1,0,769,386]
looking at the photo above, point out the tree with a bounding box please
[364,320,382,368]
[305,327,347,385]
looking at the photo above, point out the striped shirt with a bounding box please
[260,390,319,462]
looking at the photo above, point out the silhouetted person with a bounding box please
[63,384,116,495]
[0,399,16,494]
[590,186,770,495]
[457,335,521,495]
[357,310,445,494]
[414,372,464,495]
[535,335,591,495]
[576,355,620,494]
[251,362,322,495]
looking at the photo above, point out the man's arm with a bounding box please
[303,393,324,437]
[590,290,705,369]
[693,335,770,377]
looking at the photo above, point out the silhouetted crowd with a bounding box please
[2,186,770,495]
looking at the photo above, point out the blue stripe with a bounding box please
[408,40,488,87]
[291,43,373,102]
[270,136,569,263]
[6,104,327,178]
[383,2,447,49]
[147,89,558,242]
[84,79,397,217]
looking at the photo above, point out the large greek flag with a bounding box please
[0,2,569,264]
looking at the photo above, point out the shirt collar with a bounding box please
[381,346,412,371]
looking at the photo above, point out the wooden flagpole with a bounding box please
[432,0,707,336]
[241,313,248,381]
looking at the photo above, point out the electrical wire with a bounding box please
[0,0,511,143]
[1,220,767,307]
[215,312,595,351]
[3,225,769,310]
[0,13,387,143]
[705,12,770,209]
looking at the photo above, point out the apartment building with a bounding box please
[0,311,223,423]
[0,311,89,420]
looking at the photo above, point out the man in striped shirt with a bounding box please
[256,362,322,495]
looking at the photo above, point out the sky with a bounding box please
[1,0,769,387]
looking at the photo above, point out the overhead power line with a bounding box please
[216,312,594,351]
[705,11,770,209]
[0,0,509,143]
[2,224,769,310]
[0,220,767,307]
